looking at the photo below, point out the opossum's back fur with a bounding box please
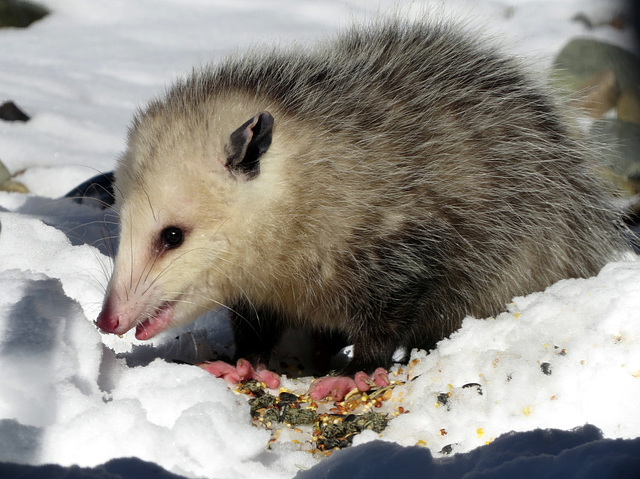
[123,19,627,364]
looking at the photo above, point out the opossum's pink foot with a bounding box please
[308,367,390,401]
[198,359,280,389]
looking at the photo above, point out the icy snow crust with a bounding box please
[1,0,639,477]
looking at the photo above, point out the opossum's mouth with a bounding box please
[135,301,175,340]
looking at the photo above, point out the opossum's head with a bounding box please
[96,103,279,340]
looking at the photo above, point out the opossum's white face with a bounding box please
[98,181,222,340]
[95,108,279,340]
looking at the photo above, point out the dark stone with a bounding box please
[0,0,48,28]
[0,101,29,122]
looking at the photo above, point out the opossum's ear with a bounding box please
[225,111,274,180]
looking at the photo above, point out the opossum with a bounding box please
[96,18,628,399]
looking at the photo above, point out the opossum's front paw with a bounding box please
[198,359,281,389]
[308,367,389,401]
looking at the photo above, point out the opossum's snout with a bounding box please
[94,224,188,340]
[94,297,123,335]
[95,208,215,341]
[95,292,177,340]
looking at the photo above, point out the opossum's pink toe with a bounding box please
[354,371,373,391]
[308,368,390,400]
[373,367,390,387]
[308,376,356,401]
[198,360,280,389]
[199,361,242,383]
[235,358,253,378]
[253,369,281,389]
[235,359,281,389]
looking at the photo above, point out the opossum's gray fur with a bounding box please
[116,18,629,374]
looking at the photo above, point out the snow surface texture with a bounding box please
[1,0,639,478]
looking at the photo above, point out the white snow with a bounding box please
[1,0,639,478]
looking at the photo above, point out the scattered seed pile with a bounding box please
[235,361,421,454]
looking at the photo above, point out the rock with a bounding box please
[0,101,30,122]
[598,167,640,198]
[0,159,28,193]
[551,39,640,102]
[551,39,640,213]
[571,10,626,30]
[0,180,28,193]
[0,0,48,28]
[0,160,10,184]
[608,13,627,30]
[590,118,640,192]
[573,69,620,118]
[617,89,640,125]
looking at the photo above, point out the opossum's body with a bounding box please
[97,19,627,392]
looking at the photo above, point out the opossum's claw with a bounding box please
[357,367,390,390]
[235,359,281,388]
[198,359,280,389]
[308,367,389,401]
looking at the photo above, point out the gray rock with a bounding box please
[551,38,640,99]
[591,118,640,180]
[571,11,626,30]
[0,160,10,184]
[570,69,620,118]
[0,159,28,193]
[0,0,48,28]
[0,101,30,122]
[0,180,28,193]
[616,89,640,125]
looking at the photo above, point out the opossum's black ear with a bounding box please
[225,112,274,180]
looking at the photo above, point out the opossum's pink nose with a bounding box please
[95,307,119,334]
[95,298,127,335]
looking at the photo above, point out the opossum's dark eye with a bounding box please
[160,226,184,249]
